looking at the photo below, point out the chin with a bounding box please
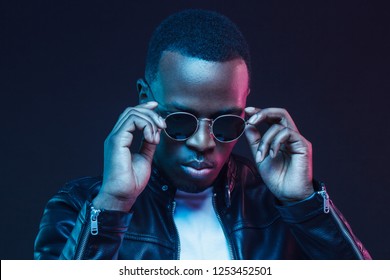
[175,183,212,193]
[154,158,223,192]
[168,173,217,193]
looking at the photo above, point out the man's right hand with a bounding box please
[92,101,166,212]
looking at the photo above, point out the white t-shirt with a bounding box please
[173,187,231,260]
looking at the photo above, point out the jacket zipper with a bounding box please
[171,201,181,260]
[90,206,101,235]
[73,205,99,259]
[212,193,235,260]
[318,187,330,214]
[318,184,364,259]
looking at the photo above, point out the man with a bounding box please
[34,9,371,259]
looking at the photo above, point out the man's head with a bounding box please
[137,9,251,192]
[144,9,251,84]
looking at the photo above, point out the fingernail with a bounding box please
[245,107,256,112]
[158,116,165,127]
[256,150,262,162]
[269,149,274,158]
[249,113,259,124]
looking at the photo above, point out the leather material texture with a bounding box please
[34,154,371,260]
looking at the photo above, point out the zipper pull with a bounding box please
[317,184,330,214]
[171,201,176,213]
[224,184,231,208]
[90,206,101,235]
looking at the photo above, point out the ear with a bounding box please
[136,78,151,104]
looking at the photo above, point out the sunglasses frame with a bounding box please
[163,111,247,143]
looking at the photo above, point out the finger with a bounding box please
[113,101,165,130]
[244,107,260,121]
[138,129,161,164]
[256,124,285,161]
[113,107,165,134]
[139,101,158,108]
[130,105,166,129]
[117,102,158,125]
[114,113,158,144]
[270,128,310,157]
[116,103,165,132]
[245,107,299,132]
[116,109,164,137]
[244,106,260,115]
[244,123,262,162]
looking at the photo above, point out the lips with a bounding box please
[182,160,215,170]
[180,159,217,182]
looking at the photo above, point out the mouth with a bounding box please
[182,160,215,170]
[181,160,216,179]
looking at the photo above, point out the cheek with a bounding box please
[214,142,237,161]
[154,135,182,160]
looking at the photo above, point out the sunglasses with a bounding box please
[163,112,247,143]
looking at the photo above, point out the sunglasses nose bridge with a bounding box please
[164,113,245,143]
[197,117,213,129]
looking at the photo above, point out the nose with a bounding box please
[186,119,216,152]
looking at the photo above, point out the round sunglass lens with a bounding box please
[213,116,246,142]
[164,113,198,140]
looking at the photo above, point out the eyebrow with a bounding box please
[162,101,244,117]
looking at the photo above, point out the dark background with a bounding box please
[1,0,389,259]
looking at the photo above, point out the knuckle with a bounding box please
[279,108,289,117]
[104,134,116,147]
[124,106,135,113]
[271,137,282,149]
[252,137,262,146]
[127,108,137,115]
[276,123,285,130]
[259,138,267,147]
[253,139,263,146]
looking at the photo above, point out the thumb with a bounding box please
[244,125,262,163]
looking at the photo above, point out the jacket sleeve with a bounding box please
[275,189,371,260]
[34,182,132,260]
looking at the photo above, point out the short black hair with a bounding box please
[145,9,251,84]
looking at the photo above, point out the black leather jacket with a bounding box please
[34,155,371,259]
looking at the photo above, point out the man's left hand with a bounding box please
[244,107,314,203]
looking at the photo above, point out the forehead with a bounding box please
[151,51,249,116]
